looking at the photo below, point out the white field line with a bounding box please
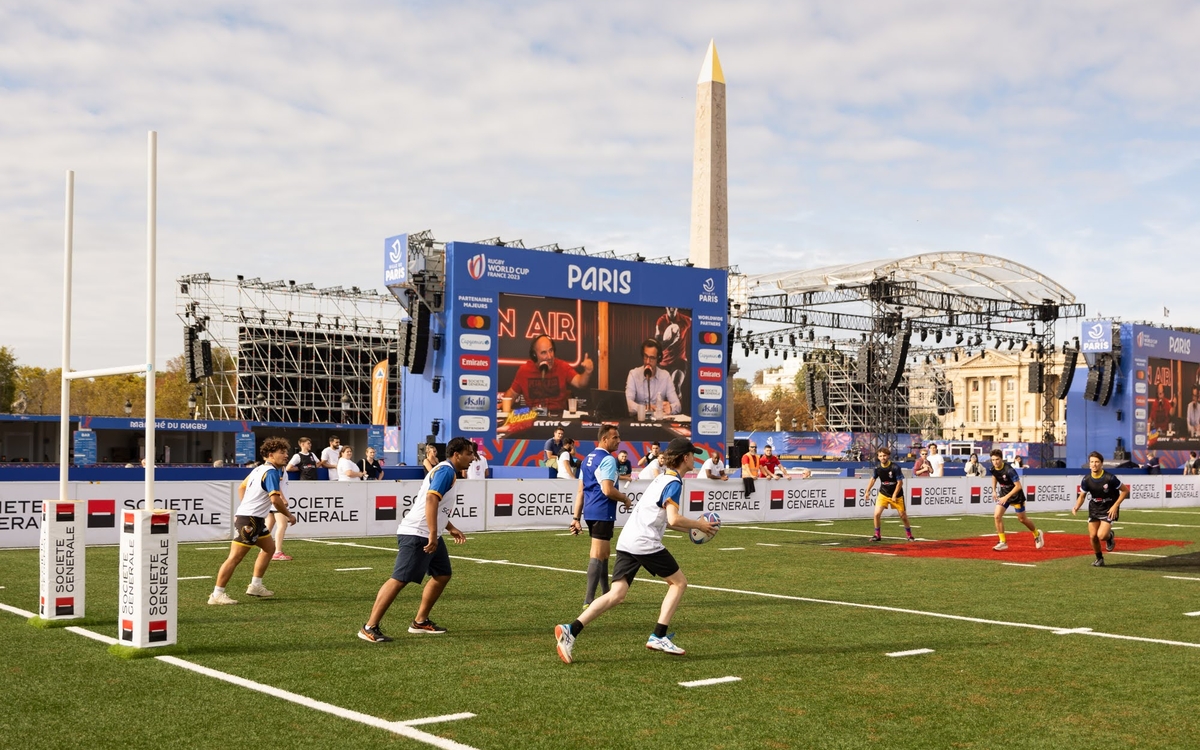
[1048,530,1066,533]
[945,518,962,521]
[67,626,118,645]
[732,526,910,541]
[756,543,781,547]
[1107,552,1167,558]
[1132,509,1200,515]
[334,567,373,572]
[178,575,212,581]
[865,552,896,556]
[303,536,1200,651]
[0,601,35,618]
[193,547,229,551]
[156,656,478,750]
[679,676,741,688]
[1164,576,1200,582]
[820,542,841,546]
[1032,517,1200,529]
[719,547,744,551]
[886,648,933,657]
[1185,611,1200,617]
[1001,563,1037,568]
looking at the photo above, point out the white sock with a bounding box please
[213,586,225,596]
[251,577,263,586]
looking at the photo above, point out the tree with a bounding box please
[0,346,16,411]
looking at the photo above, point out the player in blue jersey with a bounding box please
[569,424,632,605]
[555,438,717,663]
[865,448,914,542]
[989,449,1044,551]
[358,437,477,643]
[1073,451,1129,567]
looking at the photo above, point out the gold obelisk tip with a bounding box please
[698,40,725,85]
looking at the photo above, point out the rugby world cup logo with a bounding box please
[467,253,486,280]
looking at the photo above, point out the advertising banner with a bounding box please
[1163,476,1200,507]
[905,478,972,516]
[758,479,843,522]
[73,482,233,545]
[0,483,50,548]
[371,361,389,426]
[38,500,85,620]
[1115,474,1163,511]
[365,480,487,536]
[73,429,97,466]
[117,509,177,648]
[485,479,580,531]
[285,480,367,538]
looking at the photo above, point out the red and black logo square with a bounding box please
[375,495,397,521]
[121,619,133,641]
[844,488,857,508]
[494,493,513,517]
[88,499,115,528]
[1026,486,1037,503]
[122,512,135,534]
[689,491,705,513]
[150,513,170,534]
[970,487,981,504]
[910,487,923,506]
[55,503,75,523]
[148,620,168,643]
[770,489,784,510]
[1166,484,1174,499]
[55,597,74,616]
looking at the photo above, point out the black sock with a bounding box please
[600,558,611,594]
[585,558,602,603]
[1096,552,1104,561]
[569,619,584,637]
[653,622,668,638]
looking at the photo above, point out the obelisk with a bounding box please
[688,40,727,269]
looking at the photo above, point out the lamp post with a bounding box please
[774,409,782,432]
[340,392,351,425]
[959,422,965,440]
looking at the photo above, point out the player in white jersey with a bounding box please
[358,437,477,643]
[554,438,717,663]
[208,437,297,605]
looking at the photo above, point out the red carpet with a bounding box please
[840,533,1190,563]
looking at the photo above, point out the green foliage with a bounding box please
[0,345,17,410]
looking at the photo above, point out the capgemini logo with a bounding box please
[467,253,486,280]
[703,278,715,293]
[389,238,404,264]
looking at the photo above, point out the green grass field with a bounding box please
[4,509,1200,749]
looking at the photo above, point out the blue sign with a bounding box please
[235,432,256,465]
[73,428,96,465]
[442,241,729,450]
[384,233,408,288]
[1080,320,1112,353]
[367,425,385,455]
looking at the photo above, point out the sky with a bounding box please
[3,0,1199,378]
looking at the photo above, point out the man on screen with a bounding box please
[655,307,691,396]
[625,338,682,418]
[503,334,594,413]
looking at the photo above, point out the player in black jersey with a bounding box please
[1072,451,1129,567]
[864,448,914,542]
[989,449,1044,552]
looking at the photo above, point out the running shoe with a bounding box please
[207,592,238,605]
[245,582,274,598]
[554,624,575,664]
[906,534,915,542]
[646,634,686,655]
[992,542,1009,551]
[1034,530,1045,550]
[1092,558,1105,567]
[870,534,882,542]
[1106,530,1115,553]
[408,619,447,634]
[358,624,393,643]
[272,552,292,561]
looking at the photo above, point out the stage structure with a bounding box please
[175,275,405,424]
[730,253,1085,457]
[383,231,729,466]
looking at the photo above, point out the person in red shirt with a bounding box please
[758,444,790,480]
[503,335,594,413]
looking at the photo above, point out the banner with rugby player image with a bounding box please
[371,359,389,426]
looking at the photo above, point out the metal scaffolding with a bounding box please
[175,274,406,424]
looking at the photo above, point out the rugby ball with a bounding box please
[689,511,722,544]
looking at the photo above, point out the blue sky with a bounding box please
[2,0,1199,375]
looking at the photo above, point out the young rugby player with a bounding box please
[555,438,717,663]
[989,449,1044,551]
[358,437,476,643]
[1073,451,1129,566]
[864,448,913,542]
[569,424,632,606]
[208,437,298,604]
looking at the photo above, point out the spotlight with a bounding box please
[789,333,796,346]
[920,329,928,342]
[432,376,443,393]
[956,332,964,345]
[1008,339,1015,350]
[808,330,815,341]
[1021,340,1029,351]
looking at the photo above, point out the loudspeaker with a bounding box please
[729,438,749,468]
[1099,354,1117,406]
[726,327,736,364]
[1083,365,1102,402]
[199,340,212,378]
[805,368,818,412]
[406,300,431,374]
[1054,348,1079,399]
[854,344,874,384]
[1027,362,1044,394]
[183,326,198,382]
[886,323,911,390]
[814,379,828,409]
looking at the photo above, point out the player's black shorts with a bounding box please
[586,519,615,540]
[233,515,268,546]
[611,548,680,585]
[391,534,452,583]
[999,491,1027,512]
[1088,500,1119,523]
